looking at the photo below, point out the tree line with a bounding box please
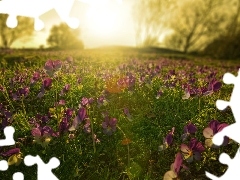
[0,14,84,50]
[133,0,240,59]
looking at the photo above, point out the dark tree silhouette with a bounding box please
[47,23,84,50]
[0,14,34,48]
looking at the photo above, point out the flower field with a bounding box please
[0,49,239,179]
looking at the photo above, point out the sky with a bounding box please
[11,0,137,49]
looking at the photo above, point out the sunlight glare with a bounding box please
[85,0,123,37]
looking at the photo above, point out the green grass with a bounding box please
[0,49,239,179]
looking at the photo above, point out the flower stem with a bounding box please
[90,118,96,153]
[89,107,96,154]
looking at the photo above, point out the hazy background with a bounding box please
[1,0,240,59]
[11,0,137,48]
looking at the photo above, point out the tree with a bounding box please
[0,14,34,48]
[203,0,240,59]
[163,0,228,53]
[47,23,84,50]
[132,0,176,47]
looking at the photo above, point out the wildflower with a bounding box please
[57,99,66,106]
[181,122,197,141]
[181,138,205,163]
[156,89,163,99]
[81,97,89,106]
[94,134,100,143]
[158,127,175,151]
[68,133,75,139]
[203,80,222,96]
[37,78,52,98]
[163,153,184,180]
[0,109,13,130]
[123,108,132,121]
[203,120,229,148]
[60,84,70,96]
[12,87,30,100]
[83,118,91,133]
[105,75,126,93]
[97,95,108,107]
[31,126,58,147]
[69,107,87,131]
[1,148,23,166]
[30,71,40,85]
[59,117,69,134]
[102,116,117,136]
[182,88,190,100]
[121,138,131,145]
[44,59,62,76]
[65,108,73,119]
[43,78,52,89]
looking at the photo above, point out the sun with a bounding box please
[86,2,121,36]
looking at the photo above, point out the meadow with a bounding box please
[0,49,239,180]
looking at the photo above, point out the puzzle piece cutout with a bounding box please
[0,160,8,171]
[0,0,80,31]
[0,0,123,31]
[24,155,60,180]
[206,69,240,179]
[206,148,240,179]
[12,172,24,180]
[213,70,240,146]
[0,126,15,146]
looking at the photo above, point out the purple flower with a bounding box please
[158,127,175,151]
[181,138,205,163]
[12,87,30,100]
[65,108,73,118]
[171,152,183,175]
[43,78,52,89]
[60,84,70,96]
[1,148,22,166]
[203,80,222,96]
[181,122,197,141]
[68,107,87,131]
[102,116,117,135]
[81,97,89,106]
[97,95,108,107]
[59,117,69,134]
[1,110,13,130]
[44,60,62,76]
[123,108,132,121]
[203,120,229,148]
[1,148,20,157]
[31,126,58,147]
[83,118,91,133]
[30,72,40,85]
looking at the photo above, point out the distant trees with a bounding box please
[132,0,176,47]
[203,0,240,59]
[0,14,34,48]
[47,23,84,50]
[164,0,227,53]
[132,0,240,57]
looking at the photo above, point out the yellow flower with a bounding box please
[8,153,23,166]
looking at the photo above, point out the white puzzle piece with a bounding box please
[24,155,60,180]
[206,69,240,179]
[0,0,123,31]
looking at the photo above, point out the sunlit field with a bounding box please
[0,49,239,179]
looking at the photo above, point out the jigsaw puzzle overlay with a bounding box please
[0,0,122,31]
[0,126,60,179]
[205,69,240,180]
[1,0,238,179]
